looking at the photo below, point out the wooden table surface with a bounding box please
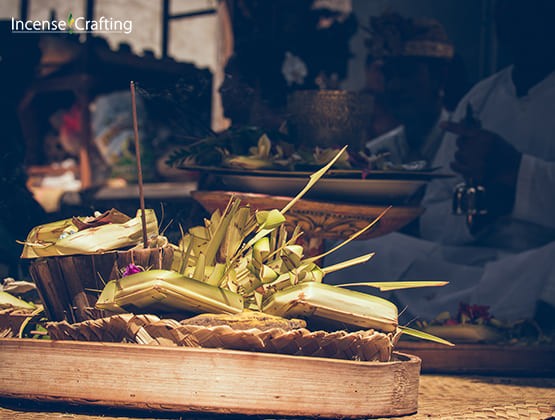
[1,374,553,419]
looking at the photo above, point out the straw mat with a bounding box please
[414,375,555,419]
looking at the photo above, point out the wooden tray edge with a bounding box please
[1,339,421,418]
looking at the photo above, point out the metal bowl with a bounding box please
[287,90,374,149]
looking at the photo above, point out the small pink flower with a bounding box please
[122,263,143,277]
[457,302,491,323]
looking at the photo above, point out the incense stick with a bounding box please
[130,81,148,248]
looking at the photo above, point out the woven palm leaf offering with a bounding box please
[20,208,174,323]
[66,147,454,362]
[0,291,45,339]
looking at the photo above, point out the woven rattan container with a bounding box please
[28,247,174,323]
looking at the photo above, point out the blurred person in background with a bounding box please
[364,12,459,165]
[326,0,555,329]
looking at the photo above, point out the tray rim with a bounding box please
[177,163,452,180]
[220,173,428,203]
[1,337,419,367]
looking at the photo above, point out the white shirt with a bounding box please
[326,66,555,321]
[421,66,555,251]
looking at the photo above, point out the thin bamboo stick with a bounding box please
[130,80,148,248]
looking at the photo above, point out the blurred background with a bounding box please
[0,0,507,277]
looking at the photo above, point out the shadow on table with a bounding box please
[0,398,321,420]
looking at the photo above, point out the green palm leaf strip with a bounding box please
[245,146,347,249]
[399,325,454,346]
[321,253,375,274]
[307,205,391,263]
[280,145,348,215]
[336,281,449,291]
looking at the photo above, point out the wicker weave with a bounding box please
[415,375,555,419]
[47,313,397,362]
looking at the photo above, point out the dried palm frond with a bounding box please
[47,313,397,362]
[96,269,243,315]
[262,282,399,333]
[21,209,160,259]
[89,148,450,346]
[169,148,362,310]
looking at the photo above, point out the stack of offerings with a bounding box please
[20,208,173,323]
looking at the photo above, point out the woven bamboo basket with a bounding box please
[28,247,174,323]
[46,313,399,362]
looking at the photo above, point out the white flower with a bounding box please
[281,51,308,86]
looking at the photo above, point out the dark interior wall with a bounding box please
[344,0,498,92]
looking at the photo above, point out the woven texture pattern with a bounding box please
[415,375,555,419]
[46,313,395,361]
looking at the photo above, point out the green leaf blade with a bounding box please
[400,325,455,346]
[281,145,348,215]
[336,281,449,291]
[322,253,375,274]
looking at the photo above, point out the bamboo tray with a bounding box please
[0,338,420,418]
[397,341,555,376]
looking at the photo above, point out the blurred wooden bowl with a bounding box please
[192,190,422,241]
[287,90,373,149]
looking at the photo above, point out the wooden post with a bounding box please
[78,90,92,189]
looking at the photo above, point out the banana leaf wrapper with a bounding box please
[21,209,159,259]
[262,282,398,333]
[96,270,244,315]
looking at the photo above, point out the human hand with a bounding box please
[441,121,522,217]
